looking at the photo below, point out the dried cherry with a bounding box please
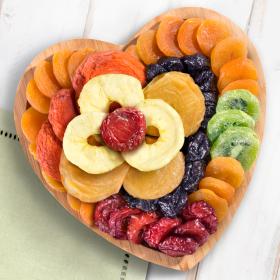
[182,200,214,220]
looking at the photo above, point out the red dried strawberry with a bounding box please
[100,107,146,152]
[174,219,209,246]
[108,208,142,239]
[182,201,214,221]
[143,217,181,248]
[158,236,199,257]
[127,212,159,244]
[94,195,127,233]
[200,214,218,234]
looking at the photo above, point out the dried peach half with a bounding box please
[34,60,60,98]
[80,202,95,226]
[221,79,259,96]
[52,50,73,88]
[21,107,48,143]
[199,177,235,204]
[205,157,245,188]
[211,37,247,76]
[196,19,231,57]
[177,18,203,55]
[26,79,50,114]
[59,152,129,203]
[136,30,163,64]
[188,189,229,222]
[123,152,185,199]
[156,16,184,57]
[67,193,81,212]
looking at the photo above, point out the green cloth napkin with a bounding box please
[0,109,148,280]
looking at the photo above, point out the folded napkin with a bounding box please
[0,109,148,280]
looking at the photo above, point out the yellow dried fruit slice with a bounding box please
[42,171,66,193]
[59,152,129,203]
[67,193,81,212]
[28,143,37,160]
[123,152,185,199]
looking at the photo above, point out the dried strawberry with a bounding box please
[200,214,218,234]
[174,219,209,246]
[182,201,214,221]
[158,236,199,257]
[143,217,181,248]
[127,212,158,244]
[108,208,142,239]
[94,195,127,233]
[100,107,146,152]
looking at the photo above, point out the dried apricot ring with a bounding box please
[26,79,50,114]
[211,37,247,76]
[221,79,259,96]
[188,189,229,222]
[205,157,245,188]
[67,48,94,78]
[34,60,61,98]
[67,193,81,212]
[21,107,48,143]
[218,58,258,92]
[196,19,231,57]
[199,177,235,204]
[41,171,66,192]
[80,202,95,226]
[52,50,73,88]
[136,30,163,64]
[124,44,140,60]
[36,120,62,181]
[177,18,203,55]
[156,16,184,57]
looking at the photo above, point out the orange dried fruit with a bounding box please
[156,16,184,57]
[221,79,259,96]
[211,37,247,76]
[136,30,163,64]
[59,152,129,203]
[123,152,185,199]
[28,143,37,160]
[199,177,235,204]
[67,48,94,78]
[21,107,47,143]
[52,50,73,88]
[205,157,245,188]
[67,193,81,212]
[188,189,228,222]
[125,44,140,60]
[196,19,231,57]
[146,125,159,137]
[26,79,50,114]
[177,18,203,55]
[145,136,158,144]
[218,58,258,92]
[80,202,95,226]
[42,171,66,193]
[34,60,60,98]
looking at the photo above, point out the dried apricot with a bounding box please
[41,171,66,192]
[211,37,247,76]
[34,60,60,98]
[156,16,184,57]
[221,79,259,96]
[52,50,73,88]
[188,189,228,222]
[36,120,62,181]
[136,30,163,64]
[199,177,235,204]
[67,48,94,78]
[80,202,95,226]
[26,79,50,114]
[67,193,81,212]
[177,18,203,55]
[28,143,37,160]
[196,19,231,57]
[21,107,47,143]
[205,157,244,188]
[125,44,140,60]
[218,58,258,92]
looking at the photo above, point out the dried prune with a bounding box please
[202,91,218,105]
[181,54,210,74]
[201,103,217,130]
[146,63,167,82]
[194,69,217,92]
[158,57,184,72]
[182,131,210,162]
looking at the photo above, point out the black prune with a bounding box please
[202,91,217,105]
[158,57,184,72]
[200,103,216,130]
[181,54,210,74]
[146,63,167,82]
[194,70,217,92]
[182,131,210,162]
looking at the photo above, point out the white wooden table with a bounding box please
[1,0,279,279]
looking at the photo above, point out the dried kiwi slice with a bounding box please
[216,89,260,121]
[210,127,259,171]
[207,110,255,142]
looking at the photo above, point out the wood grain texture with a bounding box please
[13,7,266,271]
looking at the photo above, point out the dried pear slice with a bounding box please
[60,152,129,203]
[123,152,185,199]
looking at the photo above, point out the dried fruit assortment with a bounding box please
[20,14,262,258]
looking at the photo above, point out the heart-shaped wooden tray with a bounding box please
[13,7,265,271]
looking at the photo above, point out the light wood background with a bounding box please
[1,0,279,279]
